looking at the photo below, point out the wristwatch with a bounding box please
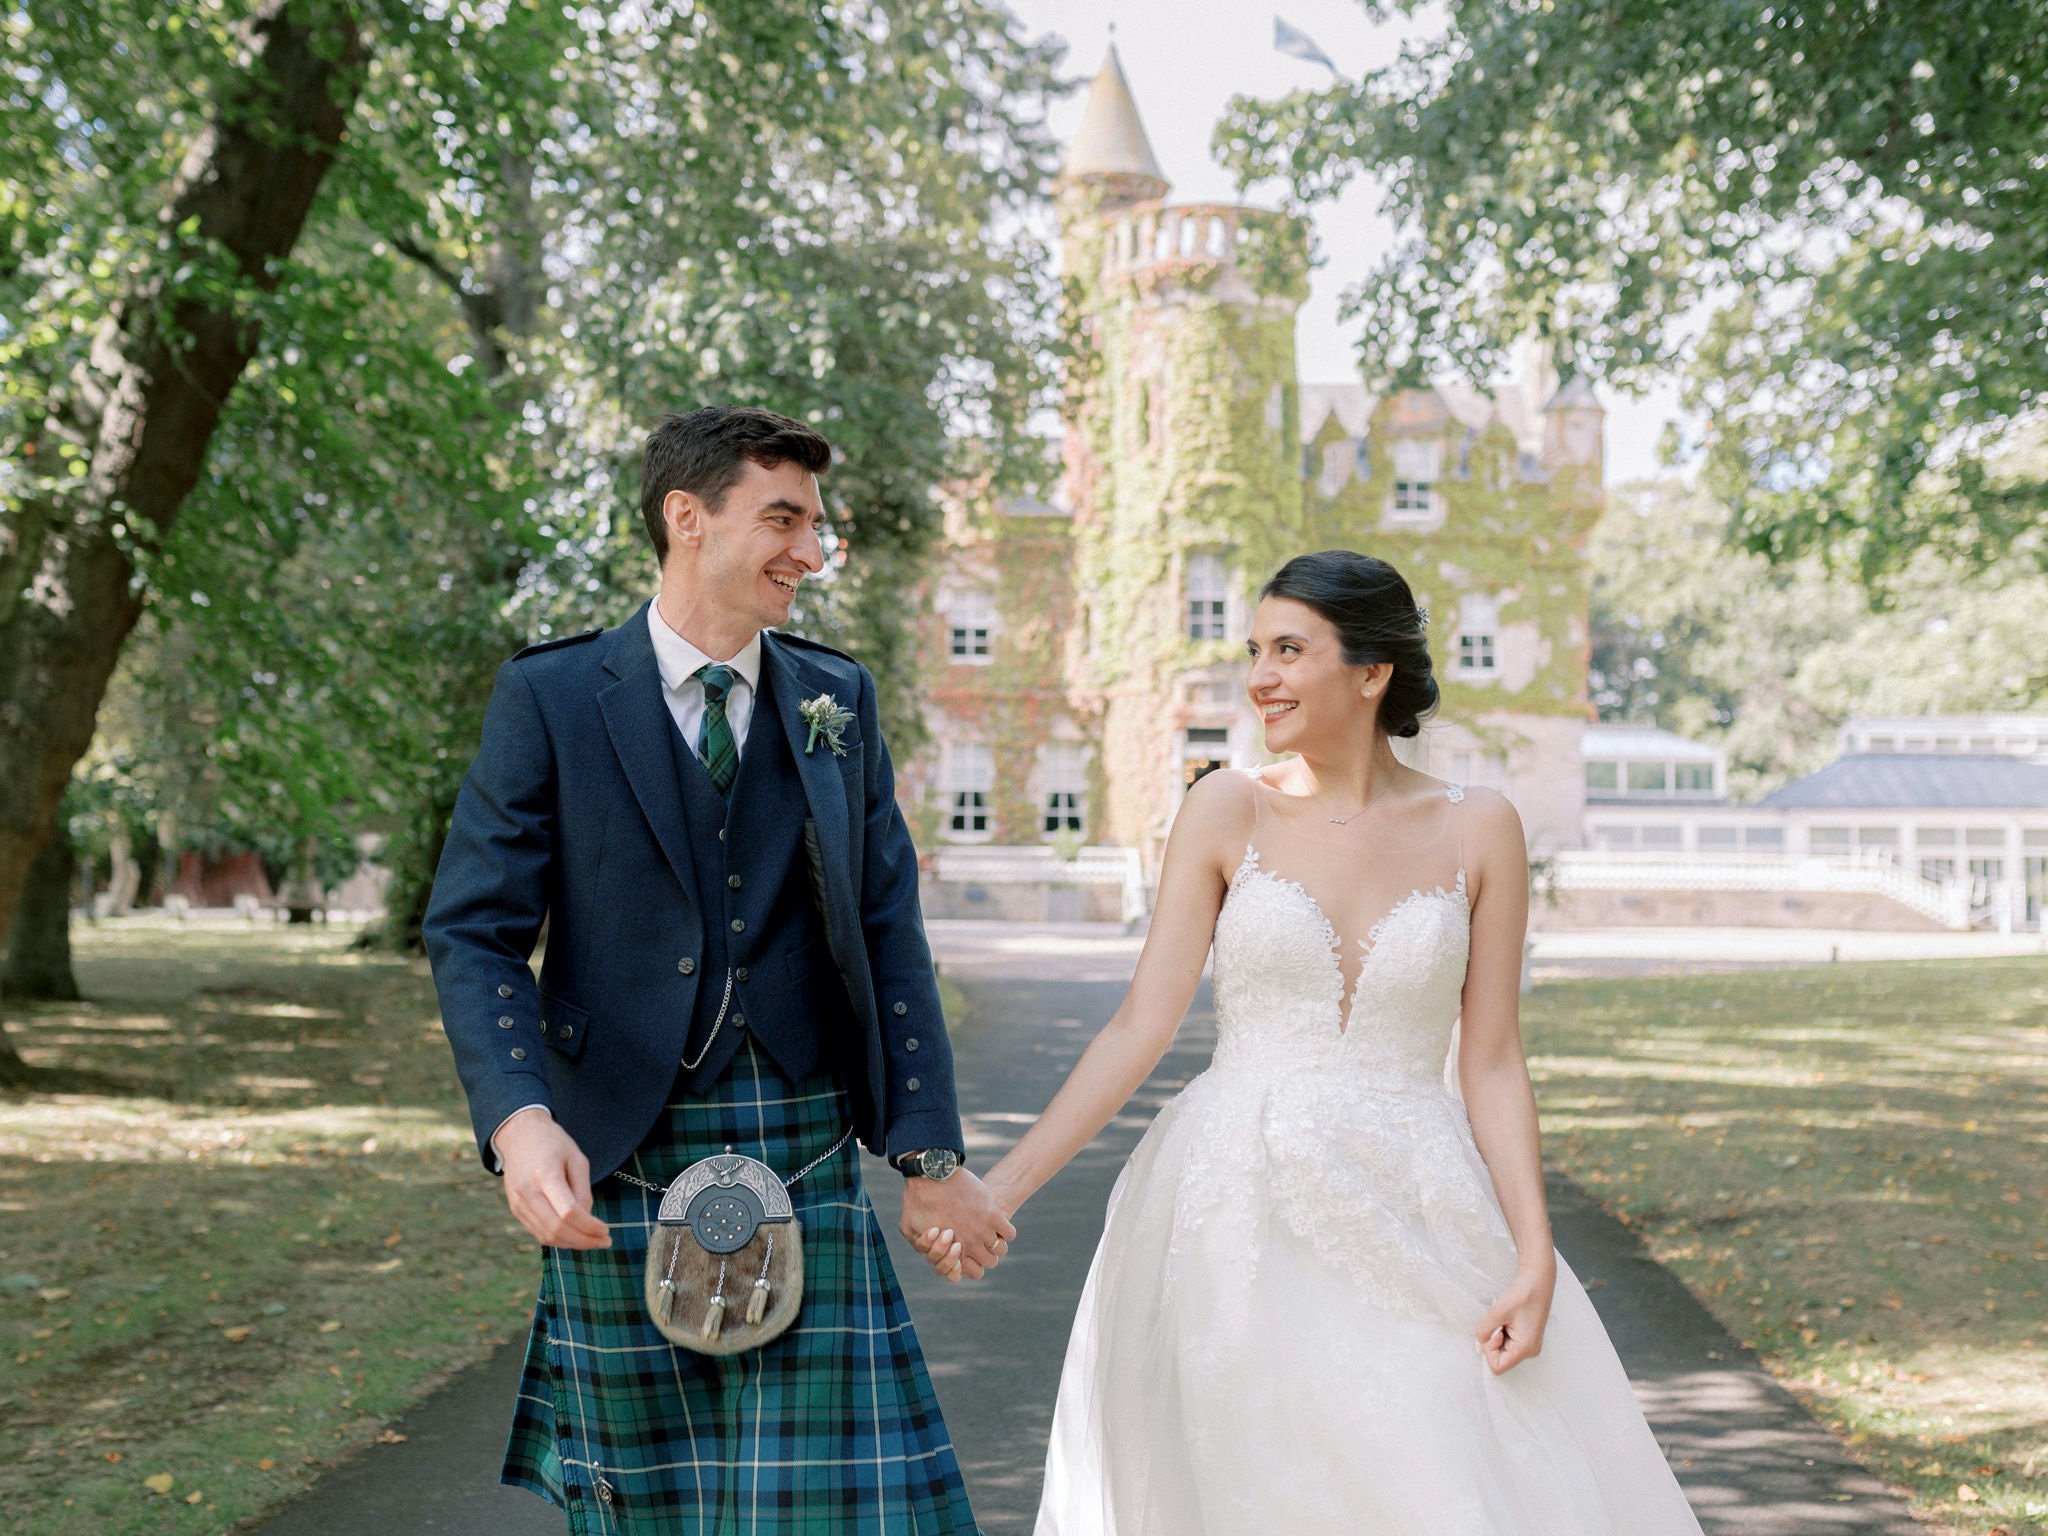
[895,1147,961,1181]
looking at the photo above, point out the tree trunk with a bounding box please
[0,0,364,1081]
[4,829,81,1004]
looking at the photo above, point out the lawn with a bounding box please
[1523,958,2048,1536]
[0,923,979,1536]
[2,928,2039,1535]
[0,924,538,1535]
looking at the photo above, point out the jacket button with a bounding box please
[906,1077,921,1092]
[735,967,749,982]
[727,874,743,889]
[498,1015,515,1029]
[905,1037,920,1052]
[731,1015,748,1032]
[892,1001,908,1016]
[730,919,745,934]
[510,1047,528,1061]
[558,1024,574,1040]
[497,983,514,999]
[717,827,726,842]
[678,957,695,975]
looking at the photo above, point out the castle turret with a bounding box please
[1058,45,1311,872]
[1059,46,1171,210]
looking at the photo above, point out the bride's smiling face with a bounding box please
[1246,596,1379,753]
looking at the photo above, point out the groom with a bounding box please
[425,405,1012,1531]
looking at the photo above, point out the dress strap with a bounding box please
[1446,781,1467,887]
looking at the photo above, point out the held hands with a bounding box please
[901,1168,1016,1283]
[497,1110,611,1250]
[1475,1258,1556,1375]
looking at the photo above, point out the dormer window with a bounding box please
[1388,438,1442,526]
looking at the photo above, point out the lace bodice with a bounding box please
[1210,777,1470,1086]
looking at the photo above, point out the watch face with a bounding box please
[919,1149,959,1179]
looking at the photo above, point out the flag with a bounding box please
[1274,16,1340,75]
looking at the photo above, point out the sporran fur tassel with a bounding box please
[700,1259,728,1341]
[745,1233,775,1325]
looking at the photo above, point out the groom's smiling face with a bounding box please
[668,458,827,634]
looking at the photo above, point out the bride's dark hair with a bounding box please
[1260,551,1440,739]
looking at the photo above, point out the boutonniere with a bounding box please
[798,693,855,757]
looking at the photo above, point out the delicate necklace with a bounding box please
[1325,778,1399,826]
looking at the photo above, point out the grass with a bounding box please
[0,923,538,1535]
[1523,958,2048,1536]
[4,929,2041,1534]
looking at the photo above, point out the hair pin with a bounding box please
[1415,604,1430,629]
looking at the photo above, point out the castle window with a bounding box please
[945,742,993,838]
[1042,741,1087,835]
[1388,439,1442,525]
[1455,591,1498,677]
[947,588,996,663]
[1185,552,1230,640]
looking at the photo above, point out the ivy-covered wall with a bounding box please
[1061,194,1312,855]
[910,496,1082,846]
[902,176,1605,868]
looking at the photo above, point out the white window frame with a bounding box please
[1387,438,1442,526]
[1184,551,1231,641]
[944,741,994,839]
[946,589,996,664]
[1041,741,1087,835]
[1456,591,1499,678]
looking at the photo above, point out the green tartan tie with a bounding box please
[695,663,738,794]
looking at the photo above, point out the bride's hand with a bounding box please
[1475,1265,1555,1375]
[912,1225,967,1282]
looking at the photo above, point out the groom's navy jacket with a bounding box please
[423,602,964,1180]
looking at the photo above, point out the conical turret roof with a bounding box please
[1065,45,1169,194]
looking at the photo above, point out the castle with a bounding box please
[900,48,1605,899]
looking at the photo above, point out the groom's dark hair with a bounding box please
[640,405,833,563]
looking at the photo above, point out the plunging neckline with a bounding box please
[1230,849,1468,1036]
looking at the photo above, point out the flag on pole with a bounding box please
[1274,16,1340,75]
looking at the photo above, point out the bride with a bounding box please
[916,550,1706,1533]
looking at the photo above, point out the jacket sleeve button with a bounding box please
[497,983,515,999]
[892,1001,908,1016]
[510,1047,528,1061]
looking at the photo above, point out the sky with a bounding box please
[1003,0,1692,484]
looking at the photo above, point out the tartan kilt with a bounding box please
[502,1040,979,1535]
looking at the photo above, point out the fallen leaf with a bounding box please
[383,1231,404,1249]
[319,1320,342,1333]
[221,1326,253,1342]
[1957,1484,1979,1502]
[258,1458,276,1471]
[376,1429,408,1445]
[37,1287,70,1303]
[184,1490,204,1505]
[144,1474,174,1495]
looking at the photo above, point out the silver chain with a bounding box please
[609,965,858,1193]
[612,1121,856,1195]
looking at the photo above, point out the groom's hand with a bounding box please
[498,1110,611,1250]
[900,1168,1014,1282]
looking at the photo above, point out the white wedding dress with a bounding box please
[1035,773,1707,1534]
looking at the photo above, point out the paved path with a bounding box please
[259,926,1924,1535]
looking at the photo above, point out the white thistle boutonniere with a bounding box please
[799,692,855,757]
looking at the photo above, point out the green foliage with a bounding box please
[1591,479,2048,797]
[1217,0,2048,586]
[5,1,1065,892]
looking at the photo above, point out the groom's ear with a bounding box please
[662,488,704,556]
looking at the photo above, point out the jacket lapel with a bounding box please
[596,601,701,897]
[760,632,856,911]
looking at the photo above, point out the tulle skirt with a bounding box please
[1034,1062,1707,1535]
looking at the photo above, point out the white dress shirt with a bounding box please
[647,601,764,762]
[488,606,768,1171]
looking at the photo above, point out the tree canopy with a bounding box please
[1218,0,2048,588]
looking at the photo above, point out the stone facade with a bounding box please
[900,47,1603,886]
